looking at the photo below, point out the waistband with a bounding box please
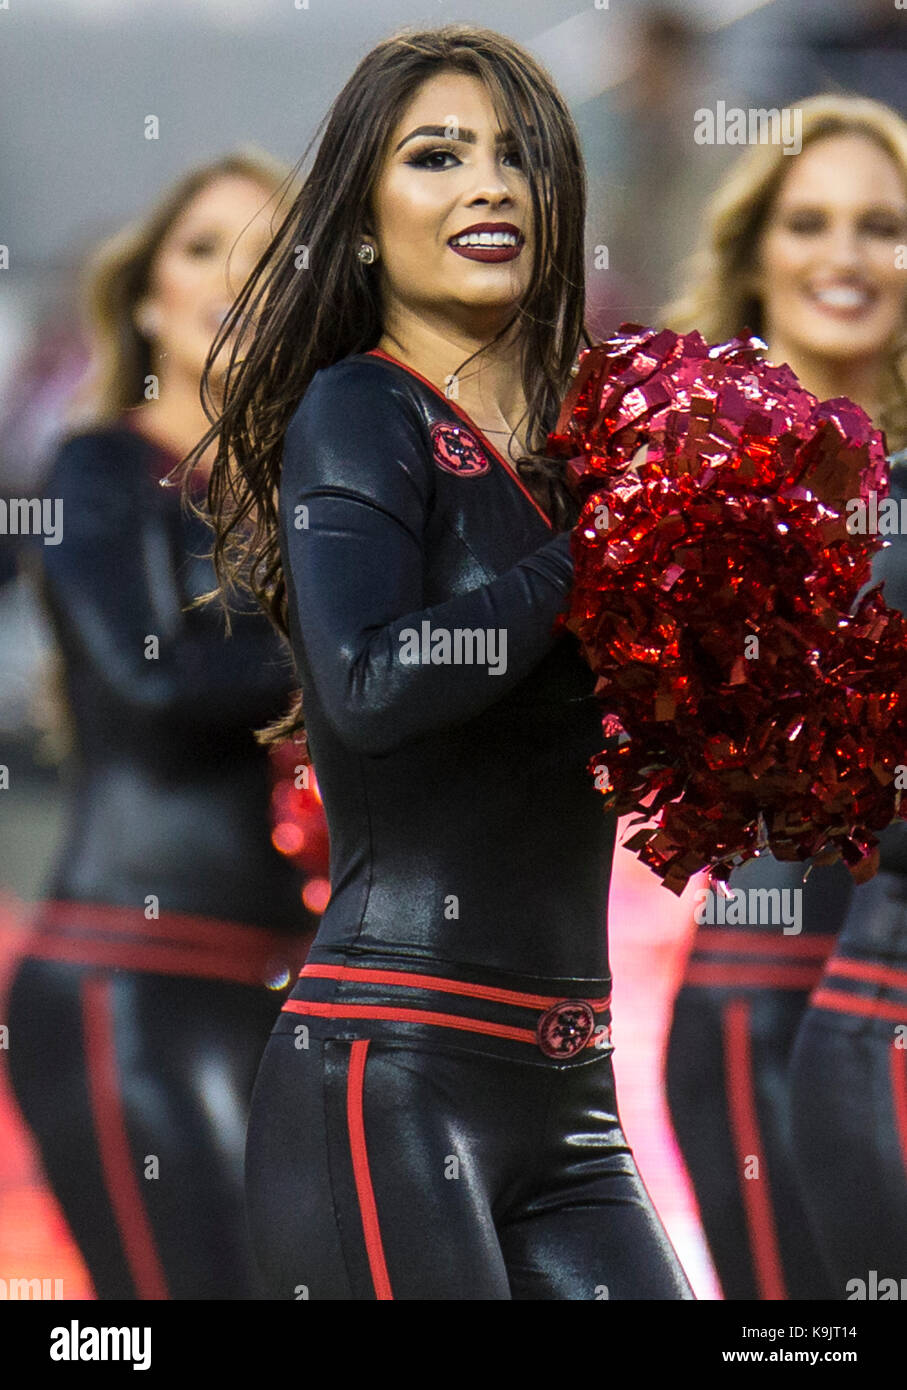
[683,929,837,991]
[810,952,907,1025]
[281,955,613,1063]
[16,898,309,990]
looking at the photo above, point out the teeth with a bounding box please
[811,286,870,309]
[451,231,519,247]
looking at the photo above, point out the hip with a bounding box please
[12,898,311,990]
[275,947,614,1069]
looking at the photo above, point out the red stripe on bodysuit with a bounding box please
[81,975,169,1299]
[722,998,787,1300]
[346,1040,393,1300]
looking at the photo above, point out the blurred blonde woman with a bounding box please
[663,94,907,1300]
[6,150,317,1300]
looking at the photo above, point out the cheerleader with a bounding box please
[663,94,907,1299]
[5,152,317,1299]
[195,25,694,1299]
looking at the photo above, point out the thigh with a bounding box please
[6,959,138,1298]
[666,985,835,1300]
[501,1055,695,1301]
[246,1029,524,1301]
[113,972,280,1298]
[502,1177,695,1301]
[791,1010,907,1291]
[7,959,280,1299]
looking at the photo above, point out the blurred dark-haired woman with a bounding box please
[5,150,318,1300]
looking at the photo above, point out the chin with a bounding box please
[455,286,527,312]
[787,323,890,366]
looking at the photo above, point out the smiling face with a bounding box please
[755,132,907,366]
[137,173,276,384]
[367,70,536,337]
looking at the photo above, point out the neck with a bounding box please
[127,361,222,472]
[376,307,528,439]
[765,335,886,423]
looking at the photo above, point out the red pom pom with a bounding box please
[550,325,899,893]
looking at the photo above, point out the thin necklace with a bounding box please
[473,421,525,463]
[471,415,523,445]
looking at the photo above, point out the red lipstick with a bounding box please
[448,222,524,263]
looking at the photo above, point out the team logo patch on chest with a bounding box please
[430,422,490,477]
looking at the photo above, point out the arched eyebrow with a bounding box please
[393,125,536,154]
[773,195,907,216]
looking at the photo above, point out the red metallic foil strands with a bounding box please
[547,324,901,894]
[268,738,331,906]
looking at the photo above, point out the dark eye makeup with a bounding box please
[778,206,907,237]
[404,142,524,171]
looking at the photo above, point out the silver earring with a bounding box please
[357,241,377,265]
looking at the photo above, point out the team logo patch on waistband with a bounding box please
[430,422,489,476]
[537,1000,596,1058]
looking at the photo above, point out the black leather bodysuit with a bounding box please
[6,422,315,1300]
[33,424,306,928]
[244,348,694,1300]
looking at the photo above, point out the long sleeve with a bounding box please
[38,430,294,729]
[279,360,576,757]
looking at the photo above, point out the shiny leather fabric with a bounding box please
[279,351,617,980]
[666,852,849,1300]
[29,423,307,929]
[247,1013,694,1300]
[247,350,693,1301]
[7,424,314,1299]
[7,961,283,1300]
[791,867,907,1293]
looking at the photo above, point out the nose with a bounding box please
[465,148,517,206]
[821,218,868,271]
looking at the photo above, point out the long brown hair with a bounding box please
[184,24,593,744]
[664,94,907,451]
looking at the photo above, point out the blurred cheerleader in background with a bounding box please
[4,151,320,1299]
[663,93,907,1300]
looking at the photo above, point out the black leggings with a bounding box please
[664,853,853,1300]
[790,869,907,1295]
[5,957,293,1299]
[666,984,836,1300]
[245,958,694,1300]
